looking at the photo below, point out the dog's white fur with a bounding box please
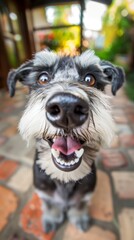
[75,50,100,67]
[34,50,58,67]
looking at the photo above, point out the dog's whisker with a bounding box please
[89,109,96,129]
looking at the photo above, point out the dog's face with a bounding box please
[7,50,125,182]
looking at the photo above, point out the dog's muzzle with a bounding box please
[45,93,89,172]
[46,92,89,130]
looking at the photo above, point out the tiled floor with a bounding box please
[0,84,134,240]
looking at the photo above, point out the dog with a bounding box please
[7,49,125,233]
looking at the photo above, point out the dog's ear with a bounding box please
[100,60,125,95]
[7,60,33,97]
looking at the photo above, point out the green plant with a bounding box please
[125,72,134,101]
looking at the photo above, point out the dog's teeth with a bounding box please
[53,155,80,167]
[75,158,79,163]
[60,160,64,165]
[75,148,84,158]
[56,158,60,163]
[70,160,75,165]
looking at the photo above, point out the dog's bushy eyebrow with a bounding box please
[34,50,58,64]
[75,50,100,67]
[32,65,55,74]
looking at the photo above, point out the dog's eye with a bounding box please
[37,72,49,85]
[84,74,96,86]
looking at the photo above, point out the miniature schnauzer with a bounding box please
[7,49,125,233]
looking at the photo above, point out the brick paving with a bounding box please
[20,193,54,240]
[0,85,134,240]
[90,170,114,222]
[62,225,117,240]
[0,159,19,180]
[0,186,18,231]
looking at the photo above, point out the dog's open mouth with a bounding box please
[48,136,84,172]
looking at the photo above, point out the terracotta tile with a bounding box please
[0,156,4,161]
[20,193,54,240]
[113,107,128,124]
[2,106,15,113]
[119,208,134,240]
[90,170,113,221]
[7,166,33,192]
[63,224,117,240]
[0,121,9,132]
[0,186,18,231]
[14,101,25,108]
[101,150,127,169]
[113,115,128,124]
[110,135,120,148]
[7,116,18,125]
[116,124,132,135]
[127,113,134,123]
[0,160,19,180]
[128,149,134,164]
[124,107,134,114]
[111,97,129,106]
[2,126,18,137]
[112,108,125,115]
[0,136,7,146]
[119,134,134,147]
[112,172,134,199]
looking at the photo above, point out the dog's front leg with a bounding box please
[67,202,91,232]
[41,200,65,233]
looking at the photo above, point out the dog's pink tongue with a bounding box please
[52,136,81,155]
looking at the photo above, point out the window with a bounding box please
[32,3,81,55]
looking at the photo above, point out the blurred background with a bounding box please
[0,1,134,240]
[0,0,134,99]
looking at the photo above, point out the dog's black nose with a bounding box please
[46,93,89,129]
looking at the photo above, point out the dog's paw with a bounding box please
[43,219,60,233]
[75,214,91,232]
[42,209,64,233]
[68,207,91,232]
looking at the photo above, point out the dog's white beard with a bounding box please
[36,148,92,183]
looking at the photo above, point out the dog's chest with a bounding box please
[36,182,78,209]
[34,159,96,209]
